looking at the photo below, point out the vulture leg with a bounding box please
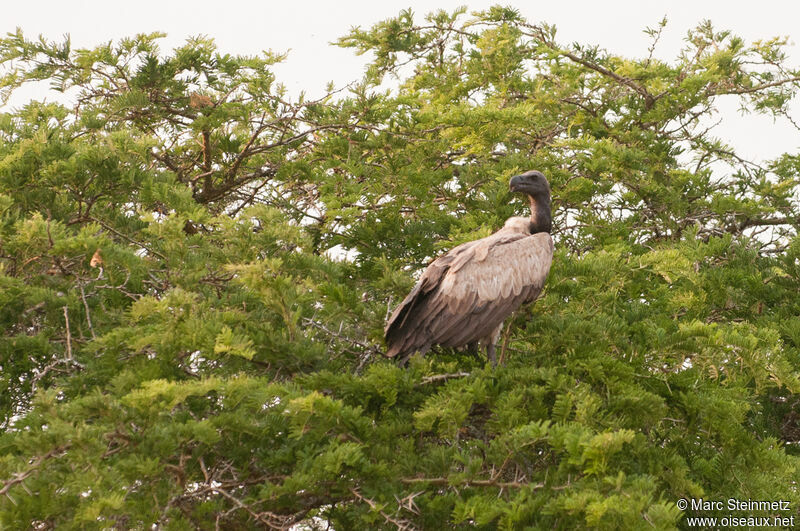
[485,323,504,367]
[397,345,430,367]
[466,341,481,361]
[397,352,413,367]
[486,342,497,367]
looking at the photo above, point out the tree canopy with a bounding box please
[1,6,800,529]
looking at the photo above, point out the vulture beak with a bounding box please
[509,174,527,193]
[509,170,547,195]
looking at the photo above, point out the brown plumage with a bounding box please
[385,170,554,366]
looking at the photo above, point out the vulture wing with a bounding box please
[385,231,553,359]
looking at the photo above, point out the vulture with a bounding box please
[384,170,554,366]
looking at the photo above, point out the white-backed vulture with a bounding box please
[384,170,554,366]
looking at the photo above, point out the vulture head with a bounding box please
[510,170,552,234]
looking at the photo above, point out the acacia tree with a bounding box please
[2,7,800,529]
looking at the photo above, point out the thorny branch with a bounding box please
[302,317,382,370]
[0,446,71,503]
[350,488,414,530]
[158,459,312,529]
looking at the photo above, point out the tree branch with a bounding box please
[400,476,544,489]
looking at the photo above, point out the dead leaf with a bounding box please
[190,93,213,109]
[90,249,103,268]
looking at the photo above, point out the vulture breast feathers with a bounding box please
[385,170,554,365]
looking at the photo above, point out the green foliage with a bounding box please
[2,8,800,529]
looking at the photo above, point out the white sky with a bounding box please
[5,1,800,162]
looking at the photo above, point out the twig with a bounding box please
[417,372,470,386]
[88,216,167,260]
[720,75,800,96]
[21,301,46,317]
[63,306,72,360]
[79,283,96,340]
[94,270,138,300]
[644,16,667,68]
[30,355,85,393]
[384,295,393,322]
[28,308,84,392]
[355,350,374,374]
[548,43,655,107]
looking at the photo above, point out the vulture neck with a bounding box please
[528,193,552,234]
